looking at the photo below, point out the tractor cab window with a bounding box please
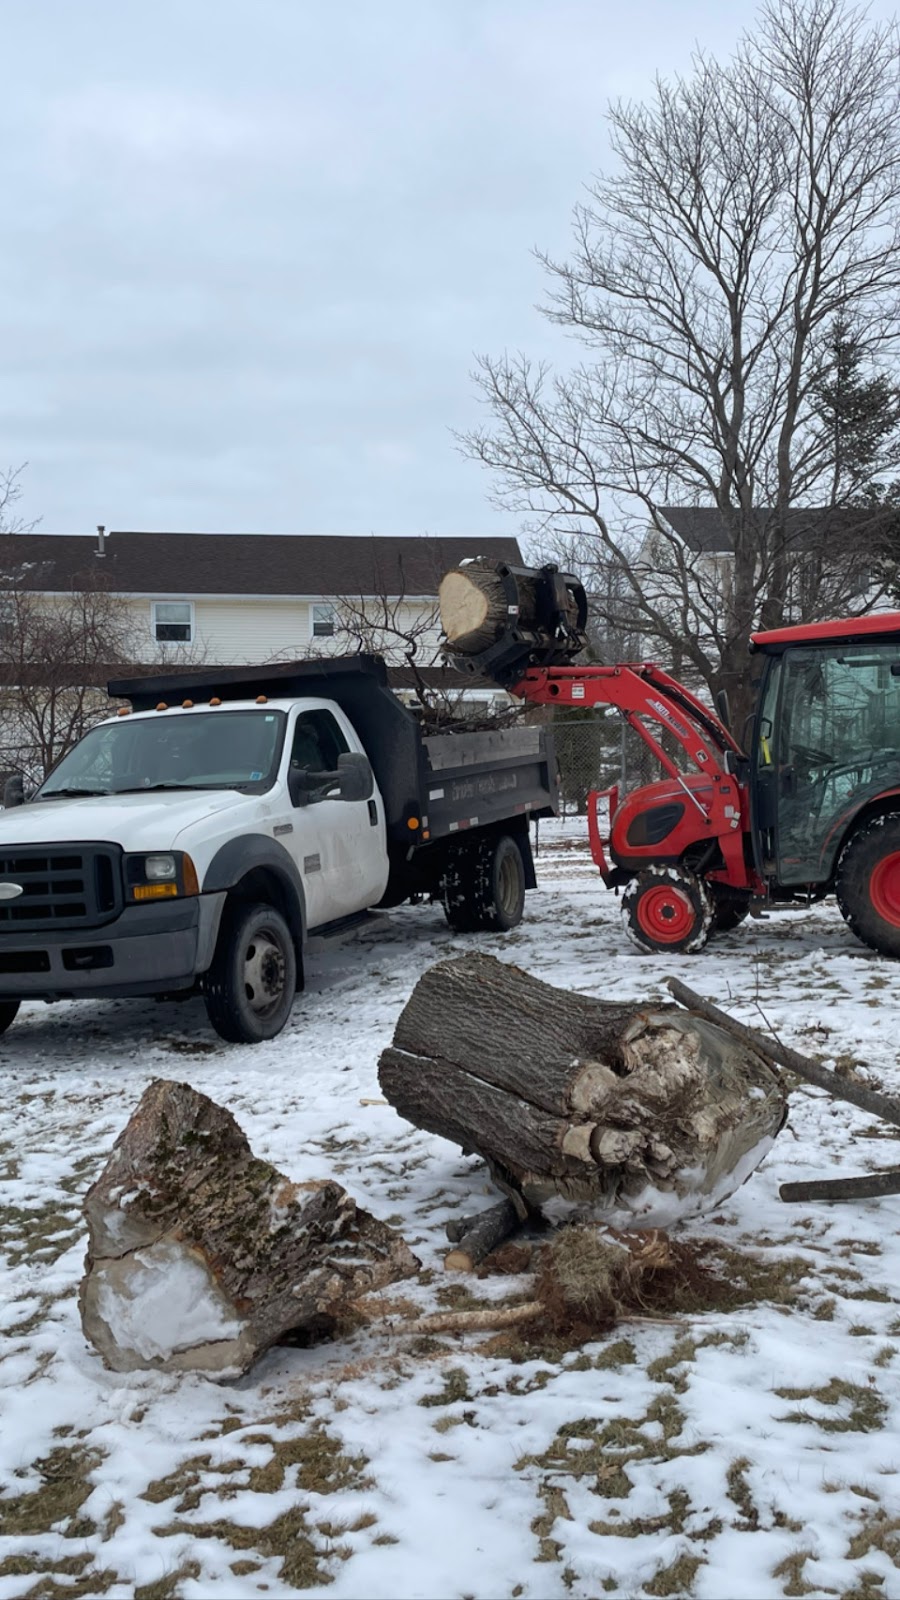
[774,643,900,884]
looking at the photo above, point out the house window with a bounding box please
[0,595,16,640]
[152,601,194,644]
[312,603,336,638]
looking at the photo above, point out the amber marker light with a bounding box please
[407,817,420,830]
[133,883,178,900]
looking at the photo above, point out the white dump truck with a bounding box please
[0,655,557,1042]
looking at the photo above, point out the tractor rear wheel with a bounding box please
[835,813,900,958]
[622,866,713,955]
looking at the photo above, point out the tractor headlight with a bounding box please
[125,851,199,902]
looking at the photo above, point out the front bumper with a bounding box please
[0,893,225,1000]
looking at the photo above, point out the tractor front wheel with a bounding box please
[835,813,900,959]
[622,866,713,955]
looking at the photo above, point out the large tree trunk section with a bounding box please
[439,561,583,656]
[79,1079,418,1380]
[378,954,787,1227]
[439,564,515,654]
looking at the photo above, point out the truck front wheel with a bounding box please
[203,901,297,1043]
[442,833,526,934]
[836,814,900,958]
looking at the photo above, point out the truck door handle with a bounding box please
[368,800,378,826]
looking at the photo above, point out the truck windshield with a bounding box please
[37,710,287,798]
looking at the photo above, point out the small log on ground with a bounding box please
[779,1170,900,1203]
[79,1079,419,1379]
[378,954,787,1227]
[444,1198,522,1272]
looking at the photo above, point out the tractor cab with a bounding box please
[749,614,900,893]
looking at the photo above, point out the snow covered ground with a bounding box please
[2,817,900,1600]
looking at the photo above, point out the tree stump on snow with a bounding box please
[378,954,787,1229]
[79,1079,418,1380]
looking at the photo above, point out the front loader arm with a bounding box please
[513,665,741,796]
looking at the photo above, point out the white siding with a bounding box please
[119,595,443,666]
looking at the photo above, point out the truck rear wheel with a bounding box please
[836,814,900,958]
[622,867,713,954]
[442,833,526,934]
[203,901,297,1043]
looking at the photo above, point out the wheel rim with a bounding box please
[243,929,287,1017]
[636,883,696,944]
[870,851,900,926]
[497,850,520,917]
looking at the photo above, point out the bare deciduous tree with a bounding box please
[463,0,900,719]
[0,575,140,785]
[0,465,39,535]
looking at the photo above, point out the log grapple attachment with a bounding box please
[441,560,589,686]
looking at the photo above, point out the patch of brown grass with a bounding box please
[775,1379,887,1434]
[0,1445,103,1538]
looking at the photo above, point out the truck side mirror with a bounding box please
[335,751,374,803]
[3,774,25,809]
[288,752,374,807]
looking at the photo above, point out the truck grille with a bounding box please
[0,844,122,929]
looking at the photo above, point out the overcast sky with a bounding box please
[2,0,897,538]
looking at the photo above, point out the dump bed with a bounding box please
[421,725,557,840]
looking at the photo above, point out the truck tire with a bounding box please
[622,866,713,954]
[835,813,900,958]
[442,833,526,934]
[203,901,297,1043]
[0,1000,19,1035]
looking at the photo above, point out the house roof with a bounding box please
[0,532,523,597]
[659,505,898,555]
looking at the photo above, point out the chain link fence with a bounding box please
[550,709,661,816]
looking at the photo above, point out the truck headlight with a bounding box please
[125,852,199,902]
[146,854,177,880]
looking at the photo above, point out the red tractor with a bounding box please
[445,561,900,958]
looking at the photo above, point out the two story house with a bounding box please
[0,529,523,666]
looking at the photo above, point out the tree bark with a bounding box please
[379,954,787,1226]
[79,1079,418,1380]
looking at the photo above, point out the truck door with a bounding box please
[286,707,387,924]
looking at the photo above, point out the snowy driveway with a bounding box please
[2,821,900,1599]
